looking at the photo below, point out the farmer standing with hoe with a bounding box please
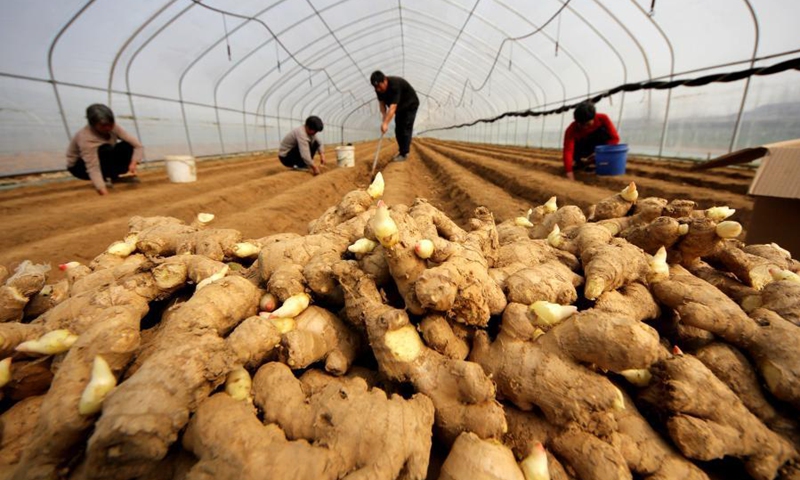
[371,71,419,162]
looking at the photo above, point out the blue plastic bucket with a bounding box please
[594,144,629,176]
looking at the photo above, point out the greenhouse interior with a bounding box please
[1,1,799,480]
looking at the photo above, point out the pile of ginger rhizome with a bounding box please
[1,172,800,480]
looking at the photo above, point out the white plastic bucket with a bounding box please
[335,146,355,168]
[164,155,197,183]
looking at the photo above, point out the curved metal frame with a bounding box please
[48,0,97,141]
[38,0,775,162]
[729,0,759,153]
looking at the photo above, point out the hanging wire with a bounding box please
[508,41,513,70]
[221,12,232,61]
[649,0,657,16]
[455,0,572,107]
[422,55,800,133]
[275,40,281,72]
[190,0,358,101]
[554,10,562,57]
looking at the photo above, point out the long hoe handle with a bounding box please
[370,133,385,178]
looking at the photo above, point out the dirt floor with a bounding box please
[0,138,755,280]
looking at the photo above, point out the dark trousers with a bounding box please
[279,141,319,169]
[574,125,613,171]
[395,108,417,156]
[68,141,133,180]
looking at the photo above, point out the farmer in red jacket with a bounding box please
[563,101,619,180]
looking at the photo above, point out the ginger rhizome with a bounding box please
[332,260,506,444]
[1,177,799,480]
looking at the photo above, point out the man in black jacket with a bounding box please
[371,70,419,162]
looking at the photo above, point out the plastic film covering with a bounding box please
[0,0,799,176]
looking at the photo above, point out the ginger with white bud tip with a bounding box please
[529,196,558,224]
[716,220,742,239]
[224,366,252,402]
[278,306,362,375]
[620,368,652,387]
[583,239,650,300]
[648,246,670,284]
[106,234,138,257]
[708,241,780,290]
[259,292,277,313]
[770,267,800,284]
[529,205,586,239]
[705,206,736,222]
[411,207,507,326]
[620,217,689,255]
[267,293,310,319]
[83,276,260,480]
[414,239,434,259]
[79,355,117,415]
[366,171,384,199]
[515,216,534,227]
[0,357,10,388]
[232,241,261,258]
[10,300,144,480]
[472,284,662,431]
[520,442,550,480]
[332,260,507,444]
[546,224,562,248]
[308,182,379,234]
[16,329,78,355]
[530,300,577,328]
[348,238,378,254]
[193,212,215,226]
[589,182,638,221]
[371,202,400,248]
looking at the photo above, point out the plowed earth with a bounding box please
[0,138,754,280]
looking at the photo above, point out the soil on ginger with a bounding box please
[0,138,754,282]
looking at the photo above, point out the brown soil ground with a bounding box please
[0,138,754,281]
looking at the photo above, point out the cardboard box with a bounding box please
[743,139,800,256]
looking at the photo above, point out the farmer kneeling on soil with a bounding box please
[563,100,620,181]
[278,115,326,176]
[66,104,143,196]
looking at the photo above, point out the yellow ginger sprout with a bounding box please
[267,293,310,319]
[520,442,550,480]
[414,239,434,259]
[16,329,78,355]
[225,366,253,402]
[367,172,385,199]
[348,238,379,254]
[530,300,577,327]
[79,356,117,415]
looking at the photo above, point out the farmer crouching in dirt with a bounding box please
[563,100,620,181]
[66,103,143,196]
[278,115,327,176]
